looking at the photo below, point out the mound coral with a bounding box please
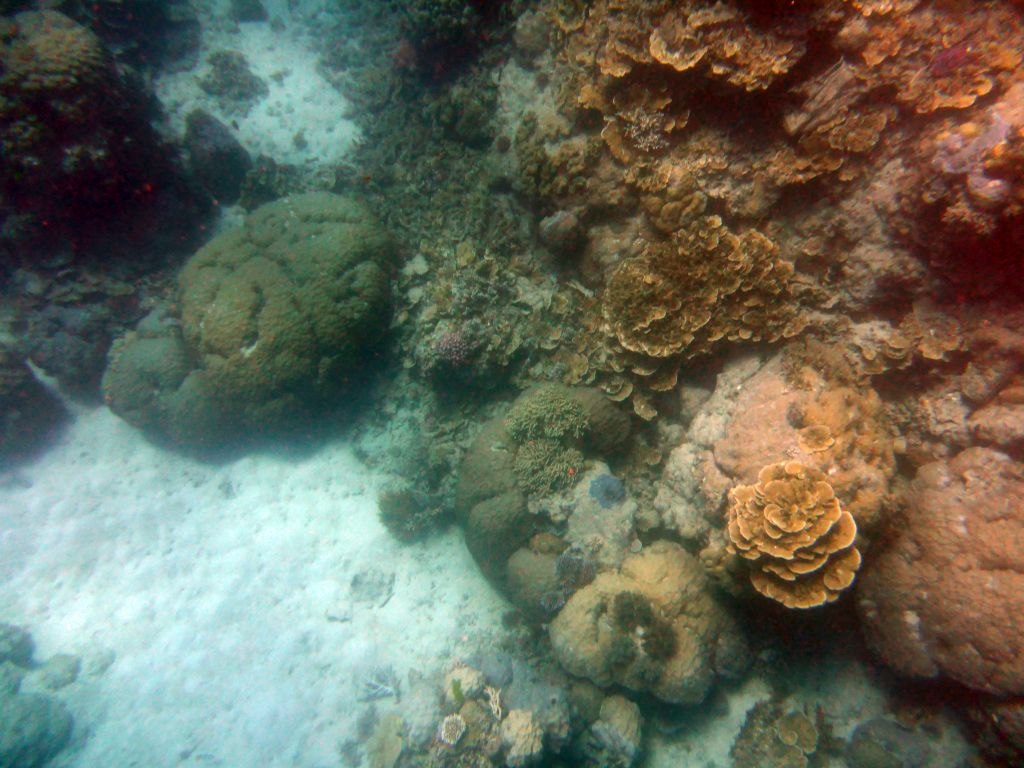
[857,447,1024,697]
[177,193,393,427]
[0,10,208,242]
[549,541,750,705]
[1,10,109,92]
[726,461,861,609]
[104,193,394,447]
[455,384,631,584]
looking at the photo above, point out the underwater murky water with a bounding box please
[0,1,1022,766]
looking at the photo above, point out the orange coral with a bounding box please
[727,461,861,609]
[853,3,1023,114]
[648,4,806,91]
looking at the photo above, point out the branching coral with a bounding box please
[513,439,584,497]
[505,383,589,442]
[726,461,861,609]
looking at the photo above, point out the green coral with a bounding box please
[505,384,589,443]
[105,193,394,448]
[513,439,583,497]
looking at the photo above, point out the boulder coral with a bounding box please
[703,356,896,532]
[0,10,208,244]
[455,384,630,585]
[726,461,862,609]
[549,541,749,705]
[104,193,394,447]
[857,447,1024,698]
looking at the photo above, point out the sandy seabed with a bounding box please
[0,403,507,767]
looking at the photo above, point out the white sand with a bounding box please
[156,1,360,170]
[0,403,508,767]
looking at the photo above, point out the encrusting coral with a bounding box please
[726,461,862,610]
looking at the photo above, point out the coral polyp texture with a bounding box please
[726,461,862,609]
[858,447,1024,698]
[549,541,750,705]
[0,10,109,92]
[104,193,394,447]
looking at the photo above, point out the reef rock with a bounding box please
[857,447,1024,697]
[0,345,66,465]
[705,356,896,532]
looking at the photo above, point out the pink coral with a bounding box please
[857,447,1024,697]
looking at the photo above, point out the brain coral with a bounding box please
[857,447,1024,697]
[1,11,110,94]
[177,193,393,431]
[105,194,393,447]
[727,461,861,610]
[549,541,750,705]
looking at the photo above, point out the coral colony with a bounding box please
[2,1,1024,766]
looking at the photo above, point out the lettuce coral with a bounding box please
[726,461,861,609]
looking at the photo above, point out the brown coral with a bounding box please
[726,461,861,609]
[858,448,1024,697]
[852,3,1023,115]
[646,3,807,92]
[731,700,821,768]
[602,214,801,361]
[1,11,111,94]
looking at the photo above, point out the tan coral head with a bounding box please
[726,461,861,609]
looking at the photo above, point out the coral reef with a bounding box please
[455,384,630,584]
[505,383,587,443]
[706,356,897,532]
[731,700,821,768]
[726,461,862,609]
[104,193,394,447]
[858,447,1024,698]
[0,624,74,768]
[377,486,445,543]
[549,541,750,705]
[602,210,802,362]
[0,10,209,248]
[184,109,252,206]
[197,50,268,113]
[0,343,66,464]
